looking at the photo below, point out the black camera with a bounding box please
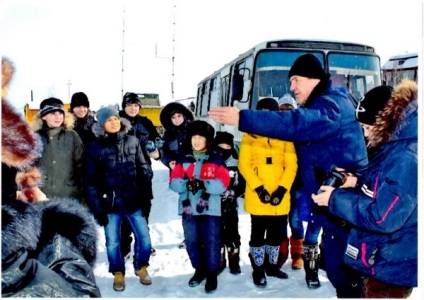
[318,166,346,194]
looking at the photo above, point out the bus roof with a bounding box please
[382,53,418,70]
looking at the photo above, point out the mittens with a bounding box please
[270,186,287,206]
[255,185,271,204]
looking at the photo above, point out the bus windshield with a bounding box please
[252,50,380,108]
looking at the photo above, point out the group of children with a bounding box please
[25,85,301,295]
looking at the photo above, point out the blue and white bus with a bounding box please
[194,39,382,143]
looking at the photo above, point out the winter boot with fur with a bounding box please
[265,245,288,279]
[113,272,125,291]
[205,271,218,293]
[228,247,241,275]
[277,239,289,269]
[136,266,152,285]
[303,244,321,289]
[249,246,267,288]
[290,237,304,269]
[218,247,227,274]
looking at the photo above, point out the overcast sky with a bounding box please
[1,0,422,112]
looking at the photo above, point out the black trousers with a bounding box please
[249,215,288,247]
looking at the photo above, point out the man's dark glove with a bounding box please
[255,185,271,204]
[94,213,109,227]
[196,192,210,213]
[182,199,192,219]
[186,178,205,195]
[270,186,287,206]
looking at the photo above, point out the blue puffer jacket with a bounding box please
[240,84,368,226]
[84,120,152,215]
[169,151,230,217]
[329,100,418,287]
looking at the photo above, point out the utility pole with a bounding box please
[121,6,126,98]
[156,0,176,100]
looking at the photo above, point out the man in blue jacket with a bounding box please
[209,54,368,298]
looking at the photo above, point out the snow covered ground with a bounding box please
[93,160,420,298]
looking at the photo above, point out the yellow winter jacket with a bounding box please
[239,133,297,216]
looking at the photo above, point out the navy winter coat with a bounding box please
[84,120,152,215]
[239,85,368,226]
[329,101,418,287]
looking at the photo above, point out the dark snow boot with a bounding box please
[303,244,321,289]
[217,247,227,274]
[188,269,206,287]
[277,239,289,269]
[249,246,267,288]
[205,271,218,293]
[265,245,288,279]
[228,247,241,275]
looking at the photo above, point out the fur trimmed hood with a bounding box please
[2,58,43,171]
[32,108,76,132]
[369,79,418,147]
[2,198,98,265]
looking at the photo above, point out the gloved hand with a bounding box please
[255,185,271,204]
[145,141,157,153]
[154,137,164,149]
[95,213,109,227]
[196,192,210,213]
[221,189,236,202]
[270,186,287,206]
[186,178,205,195]
[182,199,192,219]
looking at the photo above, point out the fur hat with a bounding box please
[187,120,215,145]
[122,92,142,109]
[39,97,65,117]
[96,106,120,128]
[356,85,393,125]
[160,102,194,130]
[256,97,279,111]
[288,54,328,80]
[70,92,90,110]
[278,94,297,109]
[214,131,234,149]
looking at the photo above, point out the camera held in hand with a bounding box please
[318,165,347,194]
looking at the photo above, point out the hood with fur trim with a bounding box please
[369,79,418,147]
[2,58,43,171]
[2,198,98,265]
[32,108,76,132]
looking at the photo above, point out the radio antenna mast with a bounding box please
[121,6,126,98]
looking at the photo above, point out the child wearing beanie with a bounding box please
[238,97,298,287]
[213,131,246,275]
[70,92,96,146]
[169,120,230,294]
[32,97,84,201]
[84,105,154,291]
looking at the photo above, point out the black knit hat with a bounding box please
[356,85,393,125]
[122,92,142,109]
[214,131,234,149]
[70,92,89,110]
[256,97,279,111]
[39,97,65,117]
[288,54,328,80]
[187,120,215,145]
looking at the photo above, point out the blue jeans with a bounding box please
[182,215,221,272]
[304,221,322,245]
[289,189,305,239]
[104,209,151,274]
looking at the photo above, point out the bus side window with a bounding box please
[231,73,244,101]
